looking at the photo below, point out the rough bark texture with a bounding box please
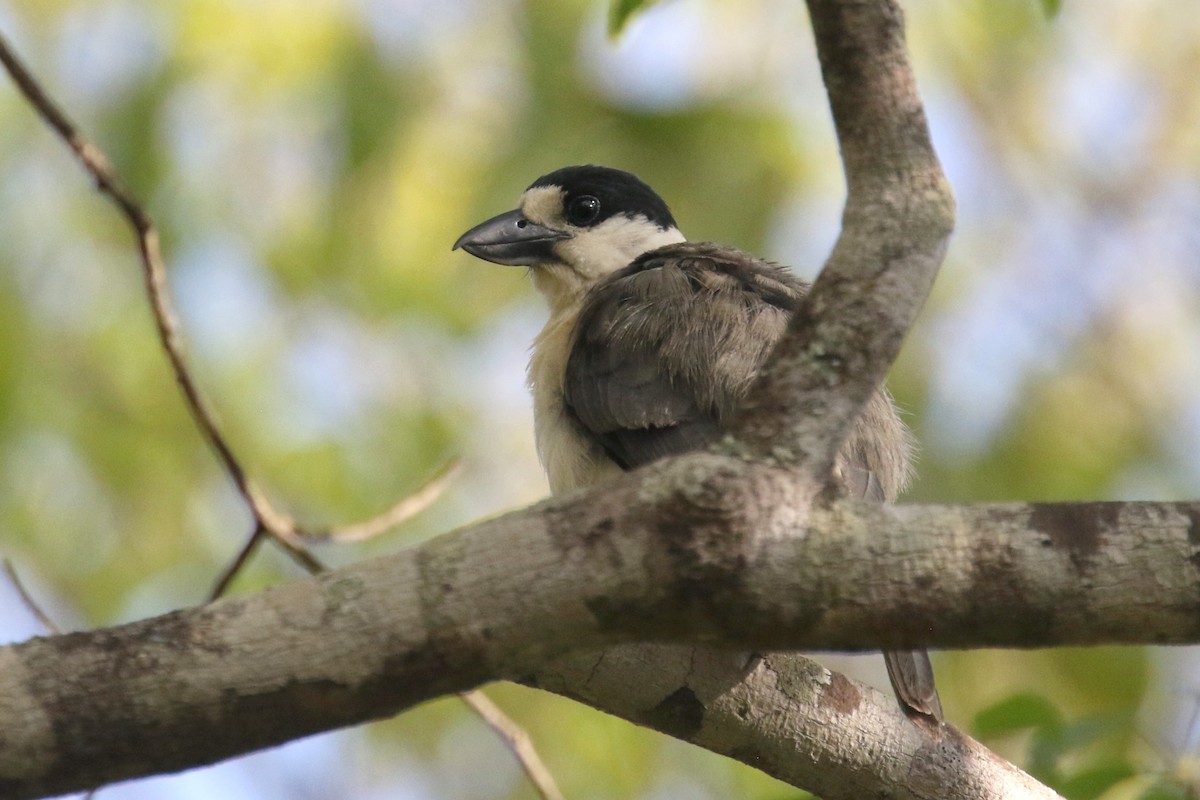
[539,646,1058,800]
[728,0,954,476]
[3,448,1196,796]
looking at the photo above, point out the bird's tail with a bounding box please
[883,649,943,723]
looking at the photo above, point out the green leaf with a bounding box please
[608,0,651,38]
[1040,0,1063,19]
[973,692,1065,740]
[1138,781,1189,800]
[1058,762,1137,800]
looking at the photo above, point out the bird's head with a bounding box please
[453,165,685,307]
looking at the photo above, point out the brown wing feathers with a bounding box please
[562,241,942,723]
[564,243,801,469]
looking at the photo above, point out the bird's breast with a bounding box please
[527,304,622,494]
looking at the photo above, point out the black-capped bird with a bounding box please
[454,164,941,722]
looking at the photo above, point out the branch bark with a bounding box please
[729,0,954,474]
[4,456,1196,797]
[541,646,1056,800]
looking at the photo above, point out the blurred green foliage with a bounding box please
[974,691,1138,796]
[0,0,1198,798]
[608,0,652,37]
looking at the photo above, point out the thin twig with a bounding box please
[459,690,565,800]
[3,559,62,634]
[304,459,463,543]
[0,31,447,577]
[208,524,269,600]
[211,460,462,597]
[0,31,316,573]
[0,30,558,799]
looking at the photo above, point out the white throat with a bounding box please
[531,218,685,312]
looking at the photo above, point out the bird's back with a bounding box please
[563,242,804,474]
[562,241,911,499]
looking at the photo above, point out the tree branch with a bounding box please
[2,561,61,636]
[729,0,954,475]
[539,646,1058,800]
[4,451,1193,797]
[0,30,464,581]
[459,690,565,800]
[0,30,318,572]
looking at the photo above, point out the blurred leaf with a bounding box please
[1058,712,1137,752]
[1052,647,1149,710]
[608,0,654,37]
[98,69,174,202]
[974,692,1065,739]
[333,35,417,174]
[1031,712,1137,786]
[1040,0,1063,19]
[1059,762,1137,800]
[1137,782,1189,800]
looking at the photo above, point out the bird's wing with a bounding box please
[566,241,942,722]
[564,242,803,470]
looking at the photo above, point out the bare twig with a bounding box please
[0,32,318,574]
[459,690,565,800]
[208,523,269,600]
[3,559,61,635]
[210,458,460,596]
[0,31,454,576]
[303,459,463,543]
[0,30,557,798]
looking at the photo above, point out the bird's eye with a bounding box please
[566,195,601,226]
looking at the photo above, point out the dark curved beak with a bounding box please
[452,209,571,266]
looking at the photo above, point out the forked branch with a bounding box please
[730,0,954,478]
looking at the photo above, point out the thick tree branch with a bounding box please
[2,448,1193,796]
[729,0,954,475]
[540,646,1057,800]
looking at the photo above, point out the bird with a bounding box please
[453,164,942,723]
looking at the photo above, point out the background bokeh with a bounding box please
[1,0,1198,797]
